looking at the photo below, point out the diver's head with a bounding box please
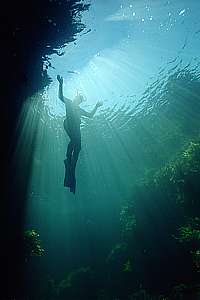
[73,93,85,105]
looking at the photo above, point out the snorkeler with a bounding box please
[57,75,103,194]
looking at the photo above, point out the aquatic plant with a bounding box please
[120,204,136,240]
[171,283,188,299]
[106,243,128,263]
[24,229,44,259]
[153,141,200,180]
[169,283,200,299]
[130,289,168,300]
[173,216,200,244]
[140,140,200,217]
[58,267,96,299]
[59,267,91,289]
[114,139,200,297]
[122,259,132,273]
[175,225,200,243]
[191,249,200,272]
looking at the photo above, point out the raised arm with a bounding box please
[57,75,65,102]
[81,101,103,118]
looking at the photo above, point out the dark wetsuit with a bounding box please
[63,97,90,179]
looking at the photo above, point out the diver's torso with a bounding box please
[65,102,81,129]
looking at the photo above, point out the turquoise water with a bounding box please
[18,1,200,299]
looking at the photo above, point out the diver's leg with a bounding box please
[64,119,74,162]
[69,144,80,194]
[71,132,81,172]
[70,131,81,193]
[66,140,74,162]
[64,139,76,187]
[63,120,75,187]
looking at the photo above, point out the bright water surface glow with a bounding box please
[45,0,200,117]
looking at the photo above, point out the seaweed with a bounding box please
[24,229,45,260]
[120,204,137,240]
[111,139,200,298]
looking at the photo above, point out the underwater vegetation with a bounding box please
[123,259,132,273]
[175,218,200,243]
[138,140,200,223]
[174,216,200,274]
[58,267,96,299]
[191,249,200,273]
[120,204,137,241]
[41,267,97,300]
[24,229,44,260]
[103,140,200,299]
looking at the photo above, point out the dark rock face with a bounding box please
[0,1,89,298]
[1,0,89,145]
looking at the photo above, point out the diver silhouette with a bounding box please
[57,75,103,194]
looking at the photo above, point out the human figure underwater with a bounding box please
[57,75,103,194]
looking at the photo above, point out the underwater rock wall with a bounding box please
[1,0,89,155]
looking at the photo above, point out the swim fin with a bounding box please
[64,159,76,194]
[69,170,76,194]
[70,180,76,194]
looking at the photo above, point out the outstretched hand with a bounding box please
[96,101,103,108]
[57,75,63,84]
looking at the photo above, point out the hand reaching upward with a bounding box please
[57,75,63,85]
